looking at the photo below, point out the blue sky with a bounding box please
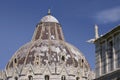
[0,0,120,70]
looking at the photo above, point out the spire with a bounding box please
[48,9,51,15]
[86,24,99,43]
[95,24,99,39]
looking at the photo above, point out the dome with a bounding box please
[5,10,94,80]
[40,9,59,23]
[6,40,89,69]
[40,15,59,23]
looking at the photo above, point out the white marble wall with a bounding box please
[3,64,94,80]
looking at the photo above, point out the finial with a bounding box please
[95,24,99,39]
[86,24,99,43]
[48,9,51,15]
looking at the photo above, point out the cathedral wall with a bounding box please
[95,25,120,80]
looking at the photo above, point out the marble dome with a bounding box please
[4,10,94,80]
[6,40,89,69]
[41,15,59,23]
[40,9,59,23]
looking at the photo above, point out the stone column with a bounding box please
[98,43,102,77]
[112,35,116,70]
[105,40,108,73]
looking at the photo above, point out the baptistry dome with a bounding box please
[5,10,94,80]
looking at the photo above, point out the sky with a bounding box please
[0,0,120,70]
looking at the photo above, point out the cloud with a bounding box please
[95,7,120,23]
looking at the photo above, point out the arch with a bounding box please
[76,77,79,80]
[14,58,17,63]
[62,56,65,61]
[61,75,66,80]
[80,59,84,67]
[28,75,33,80]
[14,77,18,80]
[45,75,49,80]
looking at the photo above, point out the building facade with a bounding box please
[94,25,120,80]
[0,10,94,80]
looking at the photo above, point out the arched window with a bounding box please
[80,59,84,67]
[28,75,33,80]
[14,77,18,80]
[62,56,65,61]
[45,75,49,80]
[14,58,17,63]
[76,77,79,80]
[61,75,66,80]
